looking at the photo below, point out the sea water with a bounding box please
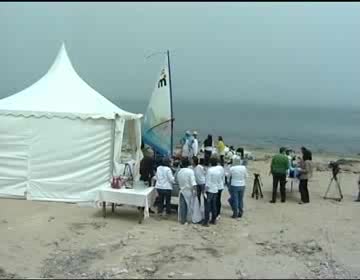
[119,99,360,156]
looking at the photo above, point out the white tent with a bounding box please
[0,43,143,202]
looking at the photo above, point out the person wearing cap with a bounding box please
[192,131,199,157]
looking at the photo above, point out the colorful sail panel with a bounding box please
[143,55,172,157]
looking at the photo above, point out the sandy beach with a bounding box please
[1,150,360,279]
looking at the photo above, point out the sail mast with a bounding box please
[167,50,174,157]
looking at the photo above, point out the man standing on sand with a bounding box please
[177,158,202,224]
[181,131,192,159]
[192,131,199,157]
[203,157,222,226]
[269,147,290,203]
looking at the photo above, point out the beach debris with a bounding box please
[144,266,157,273]
[128,233,136,239]
[48,216,55,222]
[236,269,247,279]
[168,272,176,278]
[0,267,20,279]
[182,272,193,277]
[1,219,8,224]
[111,268,128,275]
[306,240,322,252]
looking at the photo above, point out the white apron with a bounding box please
[178,187,204,224]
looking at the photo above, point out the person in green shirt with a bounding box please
[270,147,290,203]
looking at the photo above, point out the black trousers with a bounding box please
[220,155,225,166]
[272,173,287,202]
[157,189,172,214]
[204,150,212,165]
[197,184,205,204]
[299,179,310,203]
[216,189,223,216]
[204,192,217,224]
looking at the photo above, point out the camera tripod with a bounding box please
[323,171,343,202]
[252,173,264,200]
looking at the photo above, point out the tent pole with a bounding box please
[110,118,116,177]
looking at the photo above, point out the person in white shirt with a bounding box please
[215,162,225,220]
[228,156,248,218]
[176,158,200,224]
[192,156,206,204]
[203,157,222,226]
[192,131,199,157]
[155,157,175,216]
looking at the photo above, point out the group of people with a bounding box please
[140,142,248,226]
[140,129,360,226]
[181,132,227,167]
[180,131,199,159]
[270,146,313,204]
[156,155,248,226]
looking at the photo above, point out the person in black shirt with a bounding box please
[140,150,156,186]
[203,134,213,166]
[140,149,156,213]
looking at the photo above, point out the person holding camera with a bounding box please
[297,148,313,204]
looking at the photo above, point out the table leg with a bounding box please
[103,202,106,218]
[112,203,115,213]
[138,207,144,224]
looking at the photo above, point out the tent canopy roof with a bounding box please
[0,43,141,120]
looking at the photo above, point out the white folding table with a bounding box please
[95,186,157,223]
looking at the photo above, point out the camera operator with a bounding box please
[297,148,313,204]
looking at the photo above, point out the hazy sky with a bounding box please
[0,2,359,108]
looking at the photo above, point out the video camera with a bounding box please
[328,161,340,176]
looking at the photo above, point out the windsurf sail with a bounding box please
[143,51,174,157]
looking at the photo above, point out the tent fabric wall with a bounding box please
[0,43,143,202]
[0,115,113,202]
[0,117,31,198]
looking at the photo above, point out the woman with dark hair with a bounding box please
[203,134,213,166]
[301,147,312,161]
[154,157,175,216]
[298,148,313,204]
